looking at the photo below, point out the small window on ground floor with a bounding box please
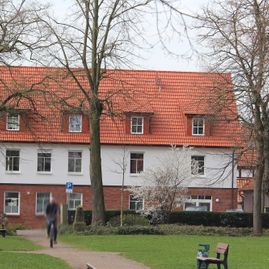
[129,195,144,211]
[4,192,20,215]
[184,195,212,211]
[36,192,51,214]
[67,192,83,210]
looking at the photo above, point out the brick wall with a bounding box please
[0,184,237,228]
[0,184,130,228]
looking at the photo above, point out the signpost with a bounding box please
[65,181,73,193]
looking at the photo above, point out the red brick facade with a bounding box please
[0,184,237,228]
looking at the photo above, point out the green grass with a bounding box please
[0,236,41,251]
[0,252,72,269]
[61,234,269,269]
[0,237,71,269]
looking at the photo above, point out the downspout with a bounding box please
[231,149,235,209]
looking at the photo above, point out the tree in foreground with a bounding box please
[129,146,197,220]
[38,0,191,225]
[197,0,269,235]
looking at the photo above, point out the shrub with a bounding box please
[117,225,163,235]
[74,206,85,223]
[6,224,25,235]
[58,224,74,235]
[73,222,87,232]
[108,214,149,226]
[159,224,253,236]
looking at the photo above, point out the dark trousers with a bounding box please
[47,220,57,241]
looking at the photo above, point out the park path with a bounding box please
[17,229,150,269]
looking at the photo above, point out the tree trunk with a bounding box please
[90,99,106,225]
[253,138,264,236]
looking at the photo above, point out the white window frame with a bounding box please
[129,195,144,211]
[36,192,51,215]
[37,150,52,173]
[4,191,20,215]
[6,113,20,131]
[192,118,205,136]
[191,155,205,176]
[67,192,83,210]
[130,152,144,174]
[131,116,144,134]
[68,151,82,174]
[5,149,20,173]
[69,114,82,133]
[184,195,212,211]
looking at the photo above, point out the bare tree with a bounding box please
[0,0,48,65]
[35,0,193,226]
[197,0,269,235]
[0,0,49,115]
[129,146,197,215]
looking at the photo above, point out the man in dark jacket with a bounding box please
[46,197,59,243]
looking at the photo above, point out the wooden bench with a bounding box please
[197,243,229,269]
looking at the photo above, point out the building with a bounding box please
[0,66,241,228]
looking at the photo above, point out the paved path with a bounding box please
[17,229,150,269]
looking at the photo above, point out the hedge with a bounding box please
[68,210,139,225]
[67,210,269,228]
[168,212,269,228]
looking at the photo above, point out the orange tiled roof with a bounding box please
[0,66,241,147]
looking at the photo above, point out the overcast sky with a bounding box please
[48,0,210,72]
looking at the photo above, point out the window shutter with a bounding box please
[144,116,150,134]
[205,120,211,136]
[0,113,6,130]
[186,115,192,136]
[82,114,89,133]
[61,113,69,132]
[20,113,28,132]
[125,115,131,134]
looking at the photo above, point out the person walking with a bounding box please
[45,197,59,243]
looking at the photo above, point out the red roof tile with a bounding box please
[0,66,241,147]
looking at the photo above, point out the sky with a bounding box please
[47,0,210,72]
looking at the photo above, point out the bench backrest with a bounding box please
[216,243,229,262]
[216,243,229,254]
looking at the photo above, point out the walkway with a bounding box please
[17,229,150,269]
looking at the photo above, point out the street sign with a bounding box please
[65,181,73,193]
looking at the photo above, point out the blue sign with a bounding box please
[65,182,73,193]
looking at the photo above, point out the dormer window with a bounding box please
[192,118,205,136]
[131,116,144,134]
[69,114,82,133]
[6,113,20,131]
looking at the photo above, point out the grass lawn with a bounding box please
[0,237,71,269]
[61,234,269,269]
[0,236,41,251]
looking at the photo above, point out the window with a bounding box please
[184,195,212,211]
[6,113,20,131]
[67,193,82,210]
[36,192,50,214]
[131,116,144,134]
[6,150,20,172]
[68,151,82,173]
[192,118,205,136]
[129,195,144,211]
[69,114,82,132]
[191,156,205,175]
[130,153,144,174]
[37,151,51,172]
[4,192,20,215]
